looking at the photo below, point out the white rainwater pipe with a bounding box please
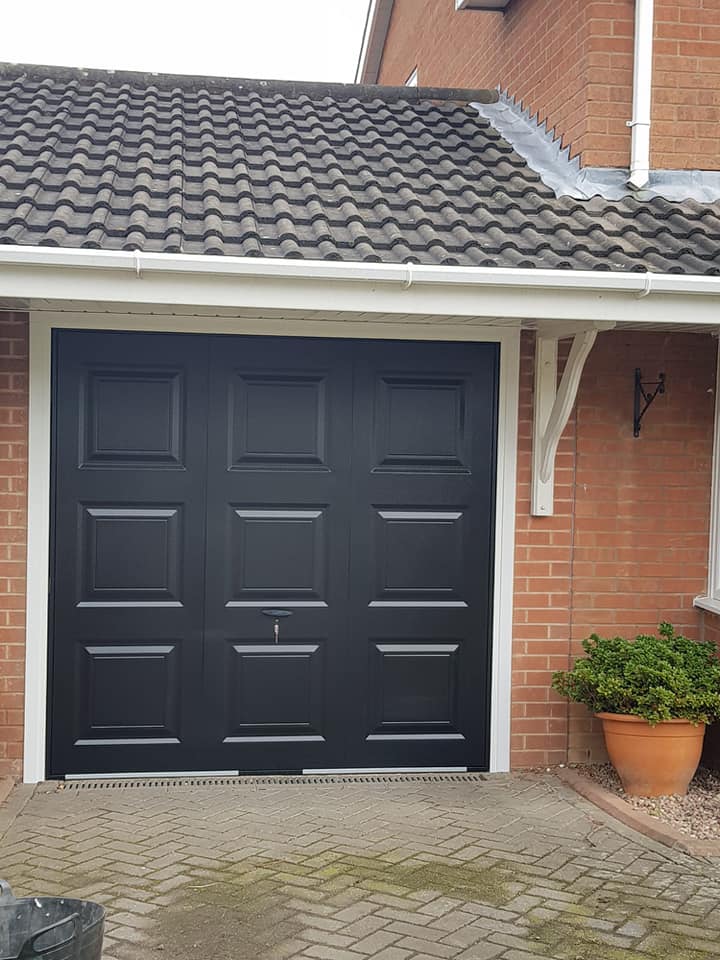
[628,0,655,189]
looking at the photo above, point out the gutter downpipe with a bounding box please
[628,0,654,190]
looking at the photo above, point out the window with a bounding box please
[696,351,720,613]
[405,67,418,87]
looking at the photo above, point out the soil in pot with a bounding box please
[596,712,705,797]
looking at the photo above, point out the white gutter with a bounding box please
[0,245,718,294]
[0,246,718,326]
[628,0,654,190]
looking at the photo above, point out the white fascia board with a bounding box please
[0,246,718,324]
[355,0,394,84]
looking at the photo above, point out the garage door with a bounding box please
[49,330,498,777]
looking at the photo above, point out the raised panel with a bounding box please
[224,643,324,742]
[371,510,466,607]
[79,506,182,607]
[367,642,462,740]
[229,373,328,468]
[81,368,184,467]
[75,643,180,745]
[227,508,327,606]
[374,375,469,472]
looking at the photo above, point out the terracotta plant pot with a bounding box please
[596,712,705,797]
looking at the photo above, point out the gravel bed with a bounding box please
[577,764,720,840]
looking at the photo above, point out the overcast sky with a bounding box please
[0,1,371,82]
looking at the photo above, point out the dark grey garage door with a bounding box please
[49,330,498,777]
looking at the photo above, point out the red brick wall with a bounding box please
[0,312,28,778]
[652,1,720,170]
[512,330,717,768]
[512,334,575,767]
[378,0,592,162]
[375,0,720,170]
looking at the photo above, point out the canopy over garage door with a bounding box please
[49,330,498,777]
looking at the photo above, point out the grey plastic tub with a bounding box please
[0,881,104,960]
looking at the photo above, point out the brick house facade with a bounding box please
[0,57,719,779]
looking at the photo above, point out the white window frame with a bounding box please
[696,345,720,615]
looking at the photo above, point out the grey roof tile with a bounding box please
[0,64,719,273]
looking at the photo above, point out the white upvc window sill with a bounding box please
[694,595,720,617]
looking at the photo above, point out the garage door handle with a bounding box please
[261,609,292,643]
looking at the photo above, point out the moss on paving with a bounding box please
[527,913,711,960]
[146,852,718,960]
[253,851,516,905]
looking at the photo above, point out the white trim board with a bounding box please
[23,311,519,782]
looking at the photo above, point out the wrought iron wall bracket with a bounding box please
[633,368,665,437]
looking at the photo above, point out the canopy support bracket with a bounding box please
[531,322,614,516]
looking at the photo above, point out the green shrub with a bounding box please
[551,622,720,725]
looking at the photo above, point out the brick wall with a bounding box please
[0,312,28,778]
[511,334,575,767]
[378,0,592,163]
[512,330,717,768]
[652,1,720,170]
[375,0,720,170]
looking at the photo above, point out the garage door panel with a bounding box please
[367,642,461,738]
[203,336,354,771]
[223,642,325,743]
[81,366,185,469]
[374,373,470,473]
[227,507,328,605]
[74,642,181,746]
[51,330,209,776]
[347,340,498,770]
[372,508,466,605]
[229,371,329,469]
[78,505,183,607]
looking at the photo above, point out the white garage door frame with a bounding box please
[23,310,520,783]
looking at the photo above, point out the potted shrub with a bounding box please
[552,623,720,797]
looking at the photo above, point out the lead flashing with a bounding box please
[473,91,720,202]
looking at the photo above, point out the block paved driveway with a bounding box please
[1,772,720,960]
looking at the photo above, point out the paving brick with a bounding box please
[0,773,719,960]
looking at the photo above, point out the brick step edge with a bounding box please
[557,767,720,857]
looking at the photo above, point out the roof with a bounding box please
[1,64,719,275]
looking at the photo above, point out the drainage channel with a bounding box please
[60,772,488,790]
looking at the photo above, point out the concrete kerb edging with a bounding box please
[0,778,14,807]
[557,767,720,858]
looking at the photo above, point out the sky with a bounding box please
[0,1,371,82]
